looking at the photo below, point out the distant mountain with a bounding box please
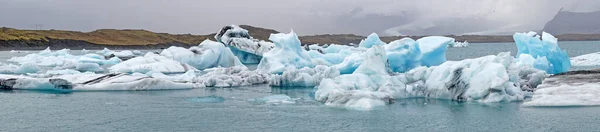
[543,10,600,34]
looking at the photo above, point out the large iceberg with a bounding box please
[215,25,275,64]
[315,46,400,110]
[8,48,121,70]
[109,52,197,74]
[315,45,548,110]
[257,30,314,74]
[523,70,600,107]
[570,52,600,66]
[160,40,245,70]
[513,32,570,74]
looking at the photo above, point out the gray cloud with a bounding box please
[1,0,599,36]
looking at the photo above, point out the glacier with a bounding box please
[513,32,570,74]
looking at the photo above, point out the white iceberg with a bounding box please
[523,70,600,107]
[257,30,314,74]
[214,25,275,64]
[315,45,548,110]
[194,66,269,87]
[160,40,245,70]
[0,73,194,91]
[358,33,386,48]
[112,50,135,59]
[269,65,340,87]
[109,52,197,74]
[570,52,600,66]
[513,32,570,74]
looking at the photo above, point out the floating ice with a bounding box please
[0,63,40,74]
[332,36,452,74]
[315,46,548,110]
[194,66,269,87]
[249,94,295,104]
[112,50,135,59]
[523,70,600,107]
[75,63,103,72]
[315,46,397,110]
[416,36,453,67]
[257,30,314,74]
[513,32,570,74]
[570,52,600,66]
[8,48,121,69]
[269,65,340,87]
[358,33,386,48]
[109,52,197,74]
[449,41,469,48]
[97,48,114,56]
[0,73,194,91]
[45,69,81,75]
[215,25,275,64]
[189,96,225,103]
[150,70,197,82]
[160,40,245,70]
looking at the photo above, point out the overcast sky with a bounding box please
[1,0,599,36]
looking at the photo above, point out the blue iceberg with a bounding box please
[513,32,570,74]
[257,30,314,74]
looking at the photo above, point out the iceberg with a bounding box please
[8,48,121,69]
[160,40,245,70]
[358,33,386,48]
[570,52,600,66]
[109,52,197,74]
[194,66,269,87]
[315,45,548,110]
[523,70,600,107]
[332,36,453,73]
[0,63,41,74]
[75,63,103,72]
[269,65,340,87]
[112,50,135,59]
[249,94,296,104]
[416,36,453,67]
[0,73,194,91]
[315,46,399,110]
[214,25,275,64]
[513,32,570,74]
[448,41,469,48]
[257,30,314,74]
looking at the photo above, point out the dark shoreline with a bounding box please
[0,39,196,51]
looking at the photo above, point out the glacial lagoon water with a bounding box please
[2,41,600,131]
